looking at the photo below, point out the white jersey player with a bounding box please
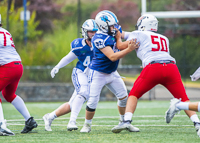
[43,19,98,131]
[111,14,200,137]
[0,14,37,136]
[124,30,175,68]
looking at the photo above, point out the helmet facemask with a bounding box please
[107,22,117,36]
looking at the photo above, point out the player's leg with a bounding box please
[43,91,73,131]
[80,70,105,133]
[105,71,128,122]
[2,63,37,133]
[112,65,158,133]
[125,65,158,120]
[0,98,4,124]
[163,64,199,121]
[0,66,15,136]
[163,64,200,137]
[106,72,139,133]
[68,69,88,131]
[0,66,6,124]
[167,100,200,112]
[0,98,15,136]
[43,68,85,131]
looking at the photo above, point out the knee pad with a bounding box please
[2,90,16,103]
[86,105,96,112]
[117,96,128,107]
[86,96,99,109]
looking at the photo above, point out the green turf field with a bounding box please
[1,101,200,142]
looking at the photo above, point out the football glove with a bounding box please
[51,67,59,78]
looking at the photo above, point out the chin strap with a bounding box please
[106,22,113,36]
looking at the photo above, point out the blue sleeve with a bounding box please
[70,38,83,55]
[114,24,122,33]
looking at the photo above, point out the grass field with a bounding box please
[1,101,200,143]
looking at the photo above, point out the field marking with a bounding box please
[6,123,193,127]
[6,115,193,127]
[6,115,187,122]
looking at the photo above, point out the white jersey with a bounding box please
[0,27,21,65]
[125,30,175,67]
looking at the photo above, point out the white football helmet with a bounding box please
[136,14,158,32]
[95,10,118,36]
[82,19,98,40]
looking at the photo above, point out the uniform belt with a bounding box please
[150,60,175,64]
[14,62,21,65]
[0,62,21,66]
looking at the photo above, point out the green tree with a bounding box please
[0,0,42,47]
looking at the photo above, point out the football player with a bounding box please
[43,19,98,131]
[165,67,200,137]
[0,14,37,136]
[111,14,200,137]
[80,10,140,133]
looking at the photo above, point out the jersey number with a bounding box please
[83,56,90,66]
[151,35,168,52]
[0,31,15,48]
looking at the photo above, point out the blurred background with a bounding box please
[0,0,200,101]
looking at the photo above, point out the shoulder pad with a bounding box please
[71,38,84,50]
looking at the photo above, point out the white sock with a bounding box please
[198,103,200,112]
[49,111,57,120]
[176,102,189,110]
[190,114,200,123]
[85,119,92,124]
[124,112,133,121]
[120,114,124,121]
[0,103,4,122]
[70,95,85,122]
[11,96,31,121]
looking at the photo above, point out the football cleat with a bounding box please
[194,122,200,137]
[165,98,181,123]
[112,120,139,133]
[21,117,38,133]
[0,122,15,136]
[80,123,91,133]
[43,113,53,131]
[67,121,78,131]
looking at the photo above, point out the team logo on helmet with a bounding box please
[137,16,147,27]
[100,15,110,22]
[83,21,89,27]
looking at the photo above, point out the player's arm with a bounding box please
[190,67,200,81]
[51,51,77,78]
[100,39,139,62]
[115,31,135,51]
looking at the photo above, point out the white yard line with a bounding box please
[6,123,193,127]
[6,115,187,122]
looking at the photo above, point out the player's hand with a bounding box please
[128,39,140,51]
[51,67,59,78]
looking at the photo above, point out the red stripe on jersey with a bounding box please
[0,31,6,46]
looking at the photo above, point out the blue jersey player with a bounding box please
[43,19,98,131]
[80,10,140,133]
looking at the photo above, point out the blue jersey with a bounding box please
[89,31,119,74]
[71,38,93,71]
